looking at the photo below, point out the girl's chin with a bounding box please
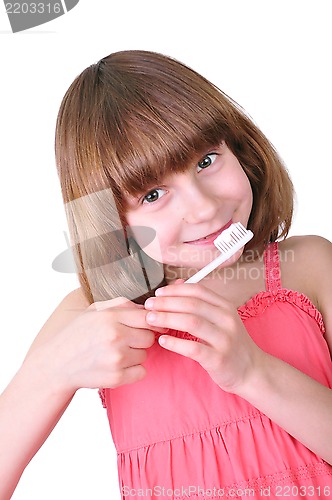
[163,249,221,266]
[164,248,244,277]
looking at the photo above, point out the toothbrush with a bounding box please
[185,222,253,283]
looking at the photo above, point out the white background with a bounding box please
[0,1,331,498]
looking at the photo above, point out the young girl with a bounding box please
[1,50,332,499]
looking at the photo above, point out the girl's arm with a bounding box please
[0,289,156,499]
[147,289,332,464]
[237,235,332,463]
[235,351,332,463]
[0,359,75,498]
[0,289,86,498]
[144,237,332,464]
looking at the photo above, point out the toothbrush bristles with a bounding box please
[185,222,253,283]
[214,222,252,253]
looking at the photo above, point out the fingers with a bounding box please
[106,338,153,387]
[144,291,225,343]
[89,296,134,311]
[145,294,218,321]
[127,328,156,349]
[90,301,168,341]
[110,307,154,329]
[146,309,218,344]
[143,282,241,347]
[158,334,209,364]
[155,282,227,307]
[112,364,147,387]
[112,345,149,369]
[149,282,231,326]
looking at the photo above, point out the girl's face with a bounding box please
[125,142,253,281]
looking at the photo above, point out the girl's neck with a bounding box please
[164,249,266,308]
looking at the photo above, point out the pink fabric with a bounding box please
[100,242,332,499]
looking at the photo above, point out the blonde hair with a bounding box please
[55,50,294,304]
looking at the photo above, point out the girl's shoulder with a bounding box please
[279,234,332,274]
[278,235,332,349]
[27,288,89,354]
[279,234,332,264]
[278,234,332,293]
[45,287,90,329]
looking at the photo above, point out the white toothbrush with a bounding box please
[185,222,253,283]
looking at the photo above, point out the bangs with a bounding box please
[100,107,226,203]
[56,50,294,305]
[91,52,230,204]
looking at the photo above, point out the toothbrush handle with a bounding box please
[185,252,229,283]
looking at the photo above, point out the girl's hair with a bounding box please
[55,50,294,304]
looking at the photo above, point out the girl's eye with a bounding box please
[142,188,166,204]
[197,153,218,173]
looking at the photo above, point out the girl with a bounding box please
[1,50,332,499]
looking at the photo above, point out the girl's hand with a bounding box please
[144,283,264,394]
[26,297,165,393]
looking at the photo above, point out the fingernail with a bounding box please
[144,298,155,309]
[158,335,167,345]
[146,312,157,323]
[155,288,164,296]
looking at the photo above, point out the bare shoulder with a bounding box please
[47,287,90,319]
[27,288,90,353]
[279,234,332,253]
[279,235,332,275]
[279,235,332,289]
[279,235,332,352]
[59,287,91,310]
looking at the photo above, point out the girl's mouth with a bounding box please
[184,220,233,245]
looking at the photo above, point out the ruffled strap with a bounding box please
[237,288,325,333]
[264,242,282,292]
[98,388,107,408]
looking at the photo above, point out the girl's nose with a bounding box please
[179,179,219,224]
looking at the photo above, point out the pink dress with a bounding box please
[100,242,332,499]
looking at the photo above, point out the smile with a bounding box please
[184,220,233,245]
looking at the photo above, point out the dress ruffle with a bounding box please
[117,419,332,498]
[99,242,332,498]
[99,289,327,411]
[237,289,325,334]
[153,288,326,343]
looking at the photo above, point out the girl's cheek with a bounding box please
[142,239,165,262]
